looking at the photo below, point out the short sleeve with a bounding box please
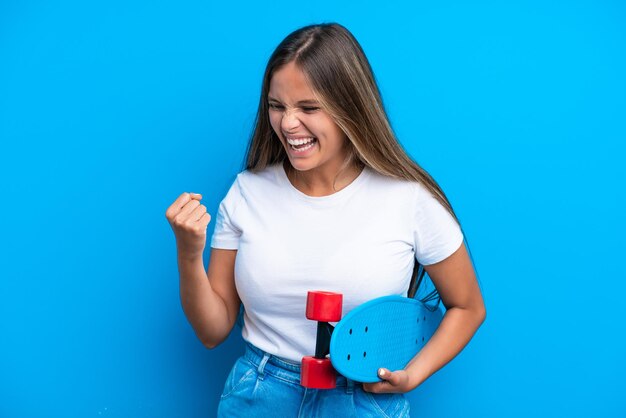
[413,183,464,265]
[210,176,243,250]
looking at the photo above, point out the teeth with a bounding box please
[291,141,315,152]
[287,137,315,145]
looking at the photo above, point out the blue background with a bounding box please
[1,0,624,417]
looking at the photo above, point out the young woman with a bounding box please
[166,23,486,417]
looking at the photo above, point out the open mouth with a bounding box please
[287,137,317,152]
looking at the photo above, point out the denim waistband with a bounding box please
[243,341,357,389]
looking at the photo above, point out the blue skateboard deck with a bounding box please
[329,295,443,383]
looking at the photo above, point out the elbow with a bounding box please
[201,337,219,350]
[468,296,487,325]
[200,333,227,350]
[476,305,487,325]
[203,341,218,350]
[196,330,217,349]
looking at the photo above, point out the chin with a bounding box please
[284,154,311,170]
[289,161,315,172]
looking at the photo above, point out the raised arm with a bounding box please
[166,192,241,349]
[178,247,241,349]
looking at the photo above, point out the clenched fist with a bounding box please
[165,192,211,260]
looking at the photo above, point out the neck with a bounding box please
[284,160,364,197]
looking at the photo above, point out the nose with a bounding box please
[281,107,301,133]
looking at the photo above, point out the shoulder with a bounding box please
[237,163,280,183]
[226,163,286,204]
[363,168,452,219]
[363,167,425,200]
[234,163,282,191]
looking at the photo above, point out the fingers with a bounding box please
[190,202,209,223]
[198,212,212,230]
[362,371,392,394]
[377,368,398,385]
[165,192,204,222]
[362,381,390,393]
[362,368,410,394]
[178,205,209,235]
[165,192,209,258]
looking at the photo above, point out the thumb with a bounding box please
[378,368,401,385]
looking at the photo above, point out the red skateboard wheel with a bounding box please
[306,291,343,322]
[300,356,336,389]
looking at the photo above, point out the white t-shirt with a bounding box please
[210,162,463,362]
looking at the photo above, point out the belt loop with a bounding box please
[346,377,354,394]
[257,353,270,380]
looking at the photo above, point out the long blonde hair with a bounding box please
[244,23,463,301]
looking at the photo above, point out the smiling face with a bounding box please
[268,61,350,175]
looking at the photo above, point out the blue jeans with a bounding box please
[217,342,411,417]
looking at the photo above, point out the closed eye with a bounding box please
[268,103,319,113]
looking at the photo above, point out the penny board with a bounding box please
[329,295,443,383]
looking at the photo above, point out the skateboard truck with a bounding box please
[300,291,343,389]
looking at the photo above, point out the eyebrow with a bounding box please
[267,96,320,105]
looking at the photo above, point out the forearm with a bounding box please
[405,306,486,390]
[177,252,231,348]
